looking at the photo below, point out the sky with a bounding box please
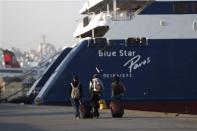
[0,0,85,51]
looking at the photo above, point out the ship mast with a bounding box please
[113,0,117,18]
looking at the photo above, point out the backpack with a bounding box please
[92,78,103,92]
[71,83,80,99]
[113,82,124,95]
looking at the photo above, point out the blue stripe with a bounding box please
[140,1,197,15]
[0,69,23,73]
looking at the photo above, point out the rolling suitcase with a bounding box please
[79,103,93,118]
[109,100,124,118]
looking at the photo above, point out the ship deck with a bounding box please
[0,103,197,131]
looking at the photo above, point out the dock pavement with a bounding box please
[0,103,197,131]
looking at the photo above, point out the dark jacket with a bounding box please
[68,81,83,100]
[111,81,126,97]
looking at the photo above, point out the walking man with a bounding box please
[89,74,104,118]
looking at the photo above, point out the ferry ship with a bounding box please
[0,49,23,77]
[31,0,197,114]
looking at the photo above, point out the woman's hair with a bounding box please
[73,75,79,81]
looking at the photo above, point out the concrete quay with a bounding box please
[0,103,197,131]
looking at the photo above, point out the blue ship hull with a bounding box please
[36,38,197,114]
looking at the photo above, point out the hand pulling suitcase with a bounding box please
[109,100,124,118]
[79,103,93,118]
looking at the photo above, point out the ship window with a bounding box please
[173,3,189,14]
[127,38,139,46]
[108,40,125,46]
[192,3,197,13]
[88,38,108,48]
[193,21,197,31]
[83,16,90,27]
[126,37,148,47]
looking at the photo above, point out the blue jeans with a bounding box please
[91,92,100,118]
[70,98,80,118]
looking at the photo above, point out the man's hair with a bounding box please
[112,75,120,82]
[93,74,98,78]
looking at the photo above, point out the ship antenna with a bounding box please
[86,0,89,21]
[42,34,47,44]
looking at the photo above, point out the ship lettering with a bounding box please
[98,50,117,57]
[119,50,136,57]
[124,55,150,73]
[98,50,136,57]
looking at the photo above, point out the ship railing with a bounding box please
[20,51,60,79]
[111,11,134,21]
[93,11,135,21]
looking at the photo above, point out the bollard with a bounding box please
[99,99,107,110]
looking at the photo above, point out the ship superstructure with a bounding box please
[74,0,197,39]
